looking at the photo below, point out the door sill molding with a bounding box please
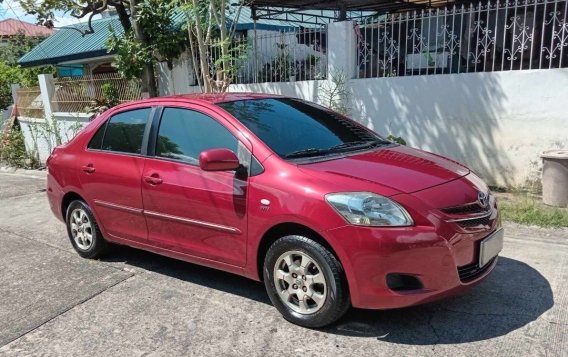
[144,210,241,234]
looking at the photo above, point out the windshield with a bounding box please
[218,98,389,159]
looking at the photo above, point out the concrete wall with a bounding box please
[348,69,568,188]
[157,52,198,96]
[18,112,91,162]
[229,80,323,102]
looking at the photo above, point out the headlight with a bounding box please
[325,192,413,227]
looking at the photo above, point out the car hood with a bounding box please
[298,145,470,194]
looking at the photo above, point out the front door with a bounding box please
[79,107,152,244]
[141,106,250,267]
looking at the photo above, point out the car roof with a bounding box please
[127,92,285,107]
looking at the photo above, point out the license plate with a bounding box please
[479,228,504,267]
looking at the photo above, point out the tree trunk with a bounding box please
[114,4,132,32]
[187,24,203,89]
[192,0,212,92]
[129,0,158,97]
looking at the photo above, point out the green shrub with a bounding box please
[0,126,28,167]
[101,82,120,108]
[499,198,568,228]
[387,134,407,145]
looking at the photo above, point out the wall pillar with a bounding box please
[37,73,57,118]
[326,21,358,79]
[10,84,20,108]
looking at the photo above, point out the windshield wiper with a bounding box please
[285,148,329,159]
[285,140,387,159]
[327,140,383,152]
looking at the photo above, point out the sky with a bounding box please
[0,0,99,27]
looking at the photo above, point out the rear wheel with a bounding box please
[66,200,108,259]
[263,235,350,328]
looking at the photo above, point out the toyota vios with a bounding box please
[47,93,503,328]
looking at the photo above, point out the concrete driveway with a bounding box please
[0,170,566,356]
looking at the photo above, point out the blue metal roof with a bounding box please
[18,17,124,67]
[18,8,305,67]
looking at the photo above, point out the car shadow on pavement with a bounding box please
[328,257,553,344]
[103,245,272,305]
[103,248,552,344]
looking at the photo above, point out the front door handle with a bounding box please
[144,174,163,185]
[82,164,95,174]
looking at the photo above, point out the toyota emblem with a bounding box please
[478,191,489,208]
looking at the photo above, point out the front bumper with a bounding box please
[326,223,501,309]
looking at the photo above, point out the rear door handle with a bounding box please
[144,174,163,185]
[82,164,95,174]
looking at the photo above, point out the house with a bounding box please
[17,8,305,86]
[17,15,124,77]
[0,18,53,47]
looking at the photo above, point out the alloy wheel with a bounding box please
[273,250,327,314]
[70,208,93,250]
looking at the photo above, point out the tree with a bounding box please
[18,0,132,35]
[2,31,46,65]
[107,0,187,96]
[18,0,186,97]
[0,31,55,110]
[181,0,248,93]
[0,62,22,110]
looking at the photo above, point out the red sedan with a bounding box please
[47,93,503,327]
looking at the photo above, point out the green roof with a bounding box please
[19,17,124,67]
[19,9,303,68]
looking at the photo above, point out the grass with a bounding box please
[498,194,568,229]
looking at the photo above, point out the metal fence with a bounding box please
[51,73,143,113]
[15,86,44,118]
[356,0,568,78]
[204,26,328,85]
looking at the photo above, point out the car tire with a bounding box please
[263,235,350,328]
[65,200,108,259]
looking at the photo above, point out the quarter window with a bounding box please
[156,108,238,165]
[101,108,150,154]
[87,122,106,150]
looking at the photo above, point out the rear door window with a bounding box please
[156,108,238,165]
[101,108,151,154]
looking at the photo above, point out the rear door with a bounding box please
[141,105,251,266]
[79,107,153,244]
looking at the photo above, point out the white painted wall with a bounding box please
[348,69,568,188]
[19,113,91,162]
[229,80,323,102]
[157,52,199,96]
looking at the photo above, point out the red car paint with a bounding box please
[47,93,501,309]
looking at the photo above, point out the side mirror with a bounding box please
[199,148,240,171]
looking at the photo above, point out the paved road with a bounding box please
[0,170,566,356]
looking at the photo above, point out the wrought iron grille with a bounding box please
[51,73,143,113]
[356,0,568,78]
[15,86,43,119]
[219,26,328,84]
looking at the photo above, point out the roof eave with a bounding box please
[18,49,116,68]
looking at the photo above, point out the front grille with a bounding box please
[457,257,496,282]
[441,202,489,215]
[441,195,496,231]
[456,214,492,228]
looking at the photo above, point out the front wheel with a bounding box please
[263,235,350,328]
